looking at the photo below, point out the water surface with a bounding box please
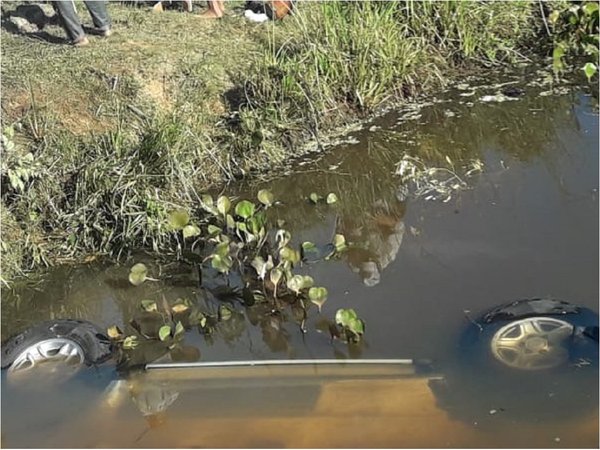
[2,72,598,448]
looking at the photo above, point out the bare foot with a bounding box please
[73,36,89,47]
[197,9,223,19]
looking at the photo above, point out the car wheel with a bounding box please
[1,320,112,376]
[460,298,598,372]
[430,298,598,426]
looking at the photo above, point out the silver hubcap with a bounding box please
[8,338,85,374]
[491,317,573,370]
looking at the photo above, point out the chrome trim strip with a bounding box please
[146,359,415,370]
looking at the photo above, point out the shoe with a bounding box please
[73,36,89,47]
[99,28,112,37]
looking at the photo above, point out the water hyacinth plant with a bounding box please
[111,190,365,366]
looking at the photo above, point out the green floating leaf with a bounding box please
[335,308,358,327]
[188,310,206,326]
[348,317,365,336]
[168,209,190,230]
[276,229,291,249]
[333,234,347,253]
[276,219,286,228]
[308,287,328,312]
[207,224,222,236]
[301,275,314,290]
[302,241,317,252]
[183,224,201,239]
[235,200,256,219]
[171,303,190,314]
[201,194,213,206]
[326,193,338,204]
[552,44,565,73]
[285,275,314,295]
[257,189,275,207]
[211,254,233,274]
[159,325,171,341]
[583,2,599,15]
[201,195,219,216]
[335,308,365,337]
[129,263,148,286]
[217,196,232,216]
[270,267,283,288]
[279,246,301,265]
[301,242,335,262]
[174,321,185,337]
[248,216,263,235]
[141,299,158,312]
[251,255,274,280]
[214,241,230,258]
[226,214,235,230]
[219,305,233,321]
[122,335,139,349]
[286,275,305,295]
[309,192,322,204]
[107,325,123,340]
[583,62,597,81]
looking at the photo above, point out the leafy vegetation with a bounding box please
[548,1,599,80]
[109,190,366,366]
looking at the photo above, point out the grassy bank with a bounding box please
[1,1,550,282]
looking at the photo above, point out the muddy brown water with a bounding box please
[1,73,598,448]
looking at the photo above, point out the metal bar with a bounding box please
[146,359,415,370]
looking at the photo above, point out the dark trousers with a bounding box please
[52,1,111,42]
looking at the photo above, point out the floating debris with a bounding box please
[480,93,520,103]
[395,155,483,203]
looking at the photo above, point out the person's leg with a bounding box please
[83,0,111,34]
[198,0,224,18]
[52,0,87,44]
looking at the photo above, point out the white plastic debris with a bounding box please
[244,9,269,22]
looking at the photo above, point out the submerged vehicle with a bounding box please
[1,298,598,448]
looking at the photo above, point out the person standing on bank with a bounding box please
[52,0,112,47]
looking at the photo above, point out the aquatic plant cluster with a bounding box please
[548,1,599,80]
[1,1,595,282]
[108,190,365,365]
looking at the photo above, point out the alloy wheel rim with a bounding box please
[8,338,85,374]
[491,317,573,370]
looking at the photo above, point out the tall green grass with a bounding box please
[244,1,535,123]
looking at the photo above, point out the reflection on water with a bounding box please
[1,71,598,447]
[2,362,598,448]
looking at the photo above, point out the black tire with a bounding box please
[1,320,113,370]
[459,298,598,372]
[431,299,599,426]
